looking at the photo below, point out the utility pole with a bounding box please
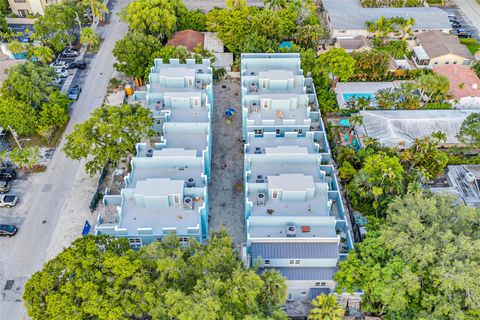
[7,125,23,150]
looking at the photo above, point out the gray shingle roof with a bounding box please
[416,30,474,60]
[251,242,339,259]
[258,267,337,280]
[323,0,452,31]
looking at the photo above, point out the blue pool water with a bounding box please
[342,93,375,101]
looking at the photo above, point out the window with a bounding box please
[174,194,181,204]
[129,238,142,248]
[445,61,450,64]
[193,97,200,107]
[315,282,321,286]
[301,291,307,295]
[321,282,326,286]
[434,62,438,65]
[261,79,267,89]
[275,129,280,135]
[463,60,472,65]
[254,129,263,136]
[295,260,300,265]
[179,237,189,243]
[265,260,270,265]
[289,260,295,265]
[272,190,279,199]
[187,77,193,86]
[453,61,457,64]
[262,99,269,109]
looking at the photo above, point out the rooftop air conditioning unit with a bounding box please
[197,69,204,74]
[465,172,476,183]
[286,225,297,237]
[183,196,193,210]
[155,100,164,111]
[146,149,153,157]
[195,79,203,88]
[186,178,195,188]
[254,147,262,154]
[257,193,266,206]
[256,175,264,183]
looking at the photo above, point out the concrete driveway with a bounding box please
[0,0,128,317]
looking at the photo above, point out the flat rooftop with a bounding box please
[323,0,452,31]
[130,163,205,188]
[117,197,203,235]
[163,127,208,156]
[248,217,337,239]
[247,161,325,184]
[248,105,308,125]
[246,134,317,154]
[248,184,331,217]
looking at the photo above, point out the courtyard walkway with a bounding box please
[208,77,245,246]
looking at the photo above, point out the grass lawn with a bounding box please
[460,38,480,55]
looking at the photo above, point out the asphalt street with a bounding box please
[0,0,129,317]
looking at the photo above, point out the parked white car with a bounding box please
[55,68,69,78]
[49,60,68,70]
[0,194,18,208]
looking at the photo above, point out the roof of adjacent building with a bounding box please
[416,30,474,60]
[432,65,480,99]
[258,267,337,280]
[251,242,339,259]
[323,0,452,31]
[337,36,371,50]
[166,29,204,51]
[0,58,26,85]
[357,110,477,147]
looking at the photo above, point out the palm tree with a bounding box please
[264,0,287,11]
[83,0,109,21]
[308,294,345,320]
[225,0,247,9]
[349,114,364,134]
[431,130,447,144]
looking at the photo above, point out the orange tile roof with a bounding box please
[433,65,480,99]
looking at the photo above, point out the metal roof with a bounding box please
[251,242,339,259]
[258,267,337,280]
[309,288,331,299]
[323,0,452,31]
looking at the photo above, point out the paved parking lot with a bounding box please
[443,7,480,40]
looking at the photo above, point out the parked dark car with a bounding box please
[68,85,81,100]
[451,28,472,38]
[67,61,87,70]
[451,21,461,28]
[0,224,18,237]
[0,168,16,181]
[448,16,458,22]
[0,180,10,193]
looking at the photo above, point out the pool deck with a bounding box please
[335,81,404,109]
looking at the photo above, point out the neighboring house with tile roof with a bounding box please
[412,30,474,68]
[433,65,480,109]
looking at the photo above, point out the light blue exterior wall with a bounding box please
[241,53,353,301]
[95,58,213,246]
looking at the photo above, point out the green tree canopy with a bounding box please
[416,73,450,103]
[63,104,155,175]
[335,191,480,319]
[0,97,38,136]
[457,113,480,148]
[122,0,186,37]
[1,61,57,109]
[308,294,345,320]
[24,232,289,320]
[351,50,390,81]
[113,32,162,79]
[314,48,356,82]
[33,3,78,52]
[348,152,405,216]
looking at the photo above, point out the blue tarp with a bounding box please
[82,220,91,235]
[279,41,293,49]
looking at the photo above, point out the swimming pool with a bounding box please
[342,93,375,101]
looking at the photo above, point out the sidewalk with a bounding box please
[45,159,99,261]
